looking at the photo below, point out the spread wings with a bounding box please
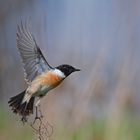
[17,22,53,83]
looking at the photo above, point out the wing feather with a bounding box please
[16,21,53,83]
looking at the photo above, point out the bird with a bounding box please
[8,22,80,122]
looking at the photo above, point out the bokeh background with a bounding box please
[0,0,140,140]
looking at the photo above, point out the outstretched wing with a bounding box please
[17,22,53,83]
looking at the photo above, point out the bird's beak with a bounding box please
[75,69,81,72]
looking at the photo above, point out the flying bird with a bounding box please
[8,22,80,122]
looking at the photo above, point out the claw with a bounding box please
[21,116,27,124]
[32,106,43,124]
[33,116,41,124]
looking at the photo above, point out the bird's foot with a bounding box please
[32,105,43,124]
[33,116,41,124]
[21,116,27,124]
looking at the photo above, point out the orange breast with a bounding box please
[40,71,63,88]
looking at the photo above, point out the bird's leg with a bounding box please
[29,98,53,139]
[38,104,43,118]
[33,99,41,124]
[35,106,40,120]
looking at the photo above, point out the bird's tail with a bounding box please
[8,90,35,117]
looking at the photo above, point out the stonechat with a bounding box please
[8,22,80,121]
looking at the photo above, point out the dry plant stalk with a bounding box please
[22,107,53,140]
[29,118,53,140]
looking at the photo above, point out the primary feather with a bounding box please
[16,21,53,83]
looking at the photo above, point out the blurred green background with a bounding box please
[0,0,140,140]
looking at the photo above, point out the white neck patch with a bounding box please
[52,69,66,78]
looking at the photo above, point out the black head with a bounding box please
[56,64,80,77]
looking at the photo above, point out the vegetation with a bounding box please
[0,107,140,140]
